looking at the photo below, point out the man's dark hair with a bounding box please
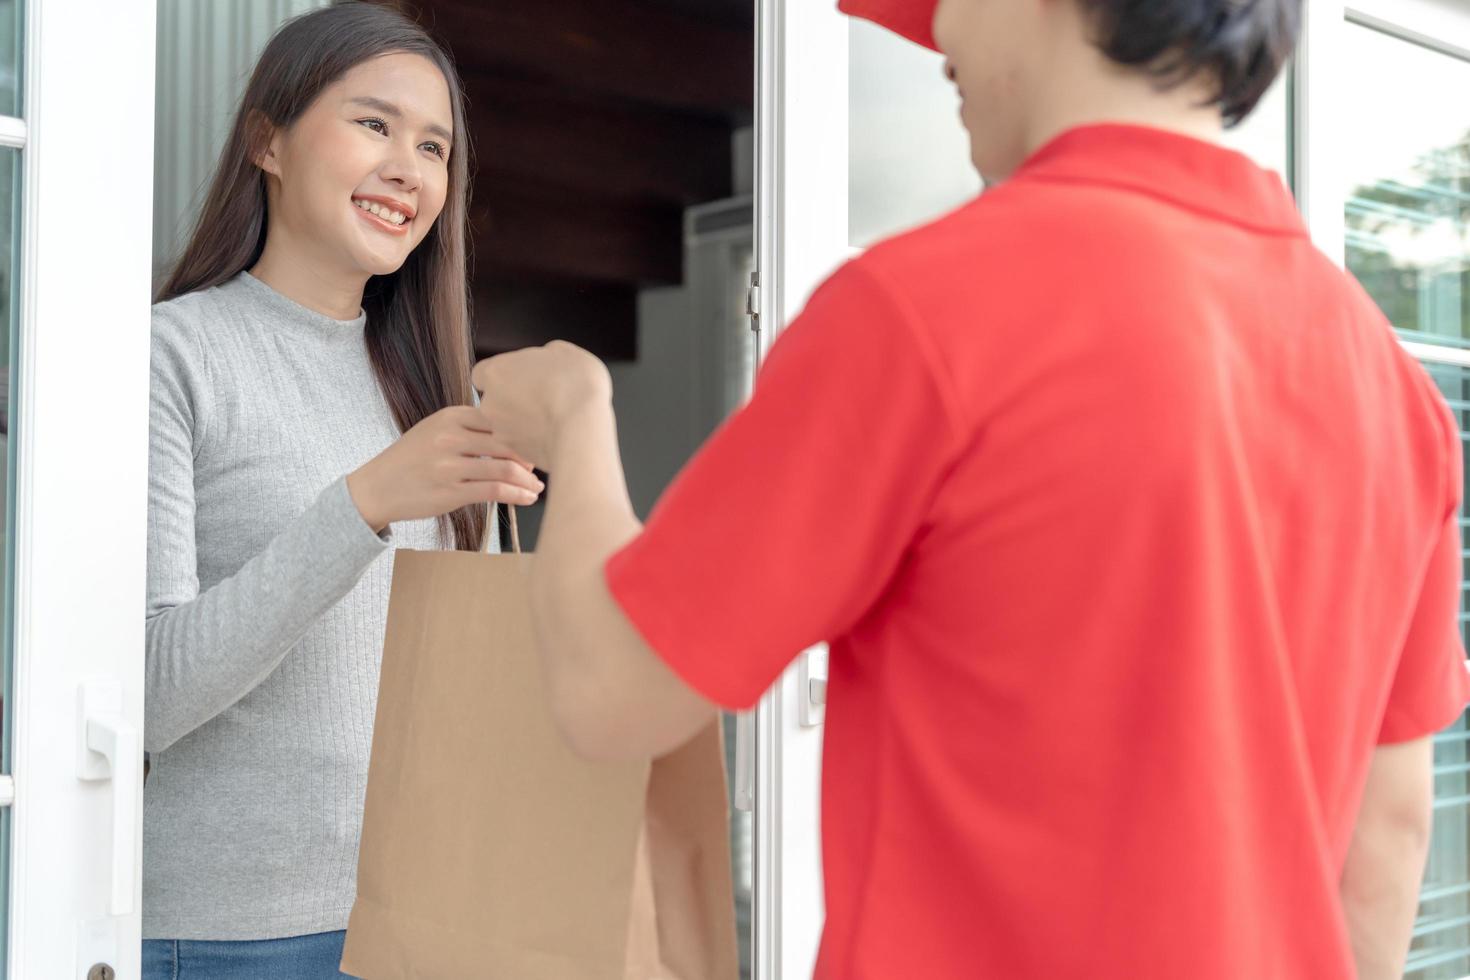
[1080,0,1301,126]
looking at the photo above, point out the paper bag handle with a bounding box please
[485,503,521,555]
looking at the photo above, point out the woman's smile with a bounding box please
[352,194,414,236]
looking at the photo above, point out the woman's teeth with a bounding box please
[354,198,407,226]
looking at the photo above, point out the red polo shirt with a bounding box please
[605,124,1470,978]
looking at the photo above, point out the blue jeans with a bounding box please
[143,930,358,979]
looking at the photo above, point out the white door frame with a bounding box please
[7,1,153,977]
[752,1,850,977]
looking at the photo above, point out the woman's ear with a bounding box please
[247,109,283,177]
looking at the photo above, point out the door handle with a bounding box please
[799,645,828,728]
[78,679,140,916]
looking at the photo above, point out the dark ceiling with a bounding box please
[403,0,755,359]
[642,0,753,27]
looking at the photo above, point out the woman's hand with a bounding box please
[471,341,612,469]
[346,406,544,532]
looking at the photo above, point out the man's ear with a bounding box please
[248,109,283,177]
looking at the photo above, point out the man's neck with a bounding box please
[1021,47,1225,163]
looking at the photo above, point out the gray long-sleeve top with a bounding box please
[143,272,457,940]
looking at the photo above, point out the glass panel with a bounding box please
[1343,25,1470,351]
[0,141,19,974]
[1342,23,1470,979]
[0,0,18,119]
[691,238,757,980]
[1407,363,1470,979]
[848,18,981,248]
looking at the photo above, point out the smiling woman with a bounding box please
[142,5,540,979]
[246,66,454,294]
[159,17,475,499]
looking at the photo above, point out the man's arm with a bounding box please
[1340,736,1434,979]
[529,397,720,762]
[474,263,960,762]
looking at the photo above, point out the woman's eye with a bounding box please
[358,117,388,135]
[422,142,447,160]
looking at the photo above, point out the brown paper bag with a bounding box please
[342,518,739,980]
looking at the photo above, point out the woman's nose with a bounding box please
[380,142,423,191]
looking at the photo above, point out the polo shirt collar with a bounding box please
[1015,123,1306,236]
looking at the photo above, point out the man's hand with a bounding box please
[346,406,542,533]
[471,340,718,760]
[471,341,613,470]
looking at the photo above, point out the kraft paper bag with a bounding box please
[342,511,739,980]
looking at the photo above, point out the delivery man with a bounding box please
[471,0,1470,975]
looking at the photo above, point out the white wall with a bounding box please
[612,218,754,520]
[610,287,702,519]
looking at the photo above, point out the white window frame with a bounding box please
[5,2,154,977]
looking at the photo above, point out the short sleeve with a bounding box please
[605,260,963,709]
[1380,400,1470,743]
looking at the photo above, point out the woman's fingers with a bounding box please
[465,481,540,507]
[460,456,544,494]
[457,425,537,471]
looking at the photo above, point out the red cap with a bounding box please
[837,0,939,51]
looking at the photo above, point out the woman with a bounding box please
[143,5,536,977]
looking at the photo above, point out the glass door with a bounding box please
[1341,21,1470,979]
[752,2,850,976]
[4,1,153,977]
[1301,1,1470,975]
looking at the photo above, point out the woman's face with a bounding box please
[259,52,453,280]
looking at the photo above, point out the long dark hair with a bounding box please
[158,1,484,551]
